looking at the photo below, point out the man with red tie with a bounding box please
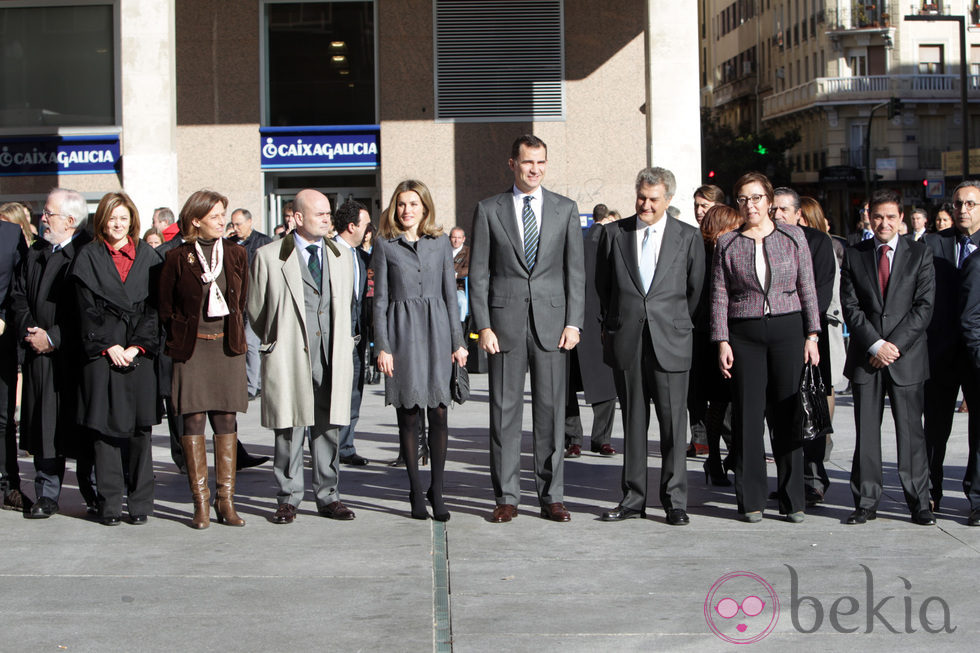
[840,189,936,526]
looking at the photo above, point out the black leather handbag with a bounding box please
[795,364,833,442]
[451,362,470,404]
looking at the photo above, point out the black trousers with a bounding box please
[729,313,805,515]
[0,328,21,495]
[565,398,615,447]
[93,428,154,518]
[924,358,980,504]
[850,374,931,513]
[613,326,688,512]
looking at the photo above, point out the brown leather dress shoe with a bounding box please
[540,502,571,522]
[273,503,297,524]
[319,501,356,520]
[491,504,518,523]
[564,444,581,458]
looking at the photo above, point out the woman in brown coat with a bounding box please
[159,190,249,528]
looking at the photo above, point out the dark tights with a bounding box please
[396,404,448,513]
[182,411,237,436]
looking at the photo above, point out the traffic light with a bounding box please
[708,170,715,178]
[887,97,902,119]
[755,144,768,155]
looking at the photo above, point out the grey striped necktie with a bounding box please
[522,195,538,269]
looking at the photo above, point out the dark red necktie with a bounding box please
[877,244,891,298]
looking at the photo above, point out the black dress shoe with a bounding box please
[340,453,369,466]
[100,515,121,526]
[968,509,980,527]
[912,509,936,526]
[846,508,877,525]
[666,508,690,525]
[27,497,59,519]
[601,505,646,521]
[130,515,148,525]
[236,449,270,470]
[85,501,99,516]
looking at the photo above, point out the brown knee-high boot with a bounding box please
[213,433,245,526]
[181,435,210,529]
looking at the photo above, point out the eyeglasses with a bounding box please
[715,596,765,619]
[735,194,766,206]
[42,209,70,220]
[954,200,978,211]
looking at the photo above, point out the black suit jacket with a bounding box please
[840,236,935,386]
[925,227,980,375]
[595,215,704,372]
[959,251,980,368]
[801,226,835,314]
[0,222,27,323]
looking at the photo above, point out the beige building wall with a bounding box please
[174,0,262,219]
[378,0,647,234]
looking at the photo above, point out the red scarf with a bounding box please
[107,237,137,282]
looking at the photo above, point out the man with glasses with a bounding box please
[924,181,980,516]
[11,189,98,518]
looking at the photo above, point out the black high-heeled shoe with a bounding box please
[410,492,429,520]
[426,487,450,522]
[703,459,731,486]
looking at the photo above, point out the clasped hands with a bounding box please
[105,344,141,368]
[869,341,900,369]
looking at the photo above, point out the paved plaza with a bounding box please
[1,372,978,652]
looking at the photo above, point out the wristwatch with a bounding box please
[806,334,819,343]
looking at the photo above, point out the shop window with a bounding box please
[0,3,115,129]
[265,1,376,126]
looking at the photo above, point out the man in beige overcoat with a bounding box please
[247,189,356,524]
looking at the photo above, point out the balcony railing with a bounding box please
[824,2,902,30]
[763,74,980,119]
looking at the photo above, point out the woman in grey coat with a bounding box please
[373,180,467,521]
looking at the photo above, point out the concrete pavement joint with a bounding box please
[432,521,453,652]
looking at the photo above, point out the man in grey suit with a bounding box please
[248,188,356,524]
[840,189,935,526]
[595,168,704,525]
[470,134,585,523]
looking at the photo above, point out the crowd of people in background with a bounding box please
[1,132,980,530]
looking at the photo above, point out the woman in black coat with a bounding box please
[70,192,162,525]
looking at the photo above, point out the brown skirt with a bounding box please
[172,337,248,415]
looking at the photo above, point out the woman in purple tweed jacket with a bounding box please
[710,172,821,524]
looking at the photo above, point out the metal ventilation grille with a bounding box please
[435,0,565,122]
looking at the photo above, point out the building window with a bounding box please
[918,44,944,75]
[972,44,980,76]
[264,1,376,126]
[0,3,116,130]
[434,0,564,122]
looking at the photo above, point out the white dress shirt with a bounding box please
[634,217,664,276]
[293,231,323,271]
[512,186,543,242]
[868,233,900,357]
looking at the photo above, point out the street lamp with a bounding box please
[904,13,969,179]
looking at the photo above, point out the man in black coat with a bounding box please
[773,188,837,506]
[0,220,28,510]
[840,189,935,526]
[230,208,273,399]
[923,180,980,513]
[11,188,97,518]
[332,199,371,467]
[951,182,980,527]
[565,204,618,459]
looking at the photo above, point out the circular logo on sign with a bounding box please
[704,571,779,644]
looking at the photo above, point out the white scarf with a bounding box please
[194,238,230,318]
